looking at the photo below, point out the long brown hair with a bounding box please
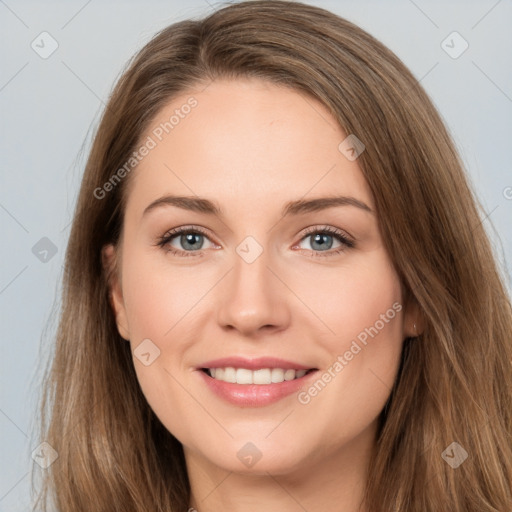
[33,1,512,510]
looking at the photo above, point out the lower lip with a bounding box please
[197,370,317,407]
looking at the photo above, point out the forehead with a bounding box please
[124,78,374,219]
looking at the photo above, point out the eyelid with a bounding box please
[160,224,212,240]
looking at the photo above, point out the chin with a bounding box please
[197,438,312,476]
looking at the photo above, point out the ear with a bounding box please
[402,294,425,339]
[102,244,130,340]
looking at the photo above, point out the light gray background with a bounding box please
[1,1,511,510]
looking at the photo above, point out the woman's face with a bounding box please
[105,78,416,475]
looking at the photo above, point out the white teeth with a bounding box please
[284,369,295,381]
[223,367,236,383]
[207,367,310,384]
[253,369,271,384]
[236,368,253,384]
[271,368,284,383]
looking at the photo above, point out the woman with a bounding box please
[33,1,512,511]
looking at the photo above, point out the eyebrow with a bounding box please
[142,194,373,218]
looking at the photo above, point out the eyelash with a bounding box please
[156,225,355,259]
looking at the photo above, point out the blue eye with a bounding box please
[156,225,354,258]
[157,226,215,257]
[293,226,355,258]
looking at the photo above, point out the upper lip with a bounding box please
[197,356,316,371]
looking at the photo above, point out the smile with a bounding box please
[196,357,318,407]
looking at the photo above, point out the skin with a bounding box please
[103,78,421,512]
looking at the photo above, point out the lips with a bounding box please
[196,356,318,407]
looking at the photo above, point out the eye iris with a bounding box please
[311,233,333,251]
[181,233,203,250]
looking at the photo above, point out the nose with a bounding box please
[216,243,291,338]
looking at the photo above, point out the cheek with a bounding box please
[120,250,194,438]
[293,251,403,349]
[294,255,404,418]
[121,247,197,341]
[119,247,208,406]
